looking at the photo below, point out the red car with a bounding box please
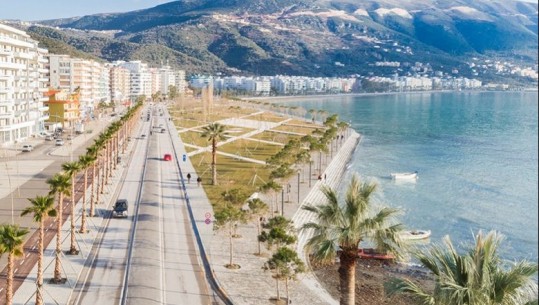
[163,154,172,161]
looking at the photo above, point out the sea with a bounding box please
[279,91,538,263]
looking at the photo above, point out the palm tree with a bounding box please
[62,161,81,255]
[78,154,95,233]
[302,174,404,305]
[47,172,71,283]
[0,224,29,305]
[201,122,228,185]
[21,195,56,305]
[385,231,539,305]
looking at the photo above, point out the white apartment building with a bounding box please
[174,70,187,93]
[119,61,151,99]
[49,54,110,119]
[159,66,176,96]
[109,64,131,106]
[149,67,161,97]
[0,23,49,145]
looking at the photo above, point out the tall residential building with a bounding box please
[49,54,110,119]
[175,70,187,94]
[0,23,49,145]
[119,61,151,99]
[109,64,131,107]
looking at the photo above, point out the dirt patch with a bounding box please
[312,259,434,305]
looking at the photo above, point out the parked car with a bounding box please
[45,135,55,141]
[161,128,166,133]
[55,139,64,146]
[22,144,33,152]
[112,199,128,218]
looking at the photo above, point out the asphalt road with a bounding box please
[71,106,212,305]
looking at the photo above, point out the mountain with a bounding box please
[15,0,539,82]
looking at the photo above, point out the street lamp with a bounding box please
[297,171,300,204]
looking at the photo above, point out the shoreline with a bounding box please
[242,89,538,103]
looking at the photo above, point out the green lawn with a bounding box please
[243,112,287,123]
[179,130,209,148]
[219,139,282,162]
[250,131,302,144]
[189,152,272,206]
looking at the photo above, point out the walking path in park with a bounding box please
[0,105,360,305]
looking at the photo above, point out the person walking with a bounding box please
[197,177,202,186]
[186,173,192,184]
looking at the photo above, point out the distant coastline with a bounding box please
[242,89,538,103]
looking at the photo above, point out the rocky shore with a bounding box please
[313,259,435,305]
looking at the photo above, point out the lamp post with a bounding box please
[297,171,300,204]
[4,163,14,224]
[309,160,312,188]
[281,188,284,217]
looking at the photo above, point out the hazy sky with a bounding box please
[0,0,169,21]
[0,0,537,21]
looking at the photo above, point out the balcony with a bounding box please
[0,61,26,70]
[14,52,34,60]
[0,86,11,94]
[0,36,34,48]
[0,49,12,56]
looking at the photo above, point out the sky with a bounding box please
[0,0,170,21]
[0,0,537,21]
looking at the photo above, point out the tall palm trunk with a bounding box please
[338,252,356,305]
[6,253,14,305]
[80,168,88,232]
[100,155,106,194]
[54,193,64,282]
[36,219,44,305]
[91,162,98,215]
[69,173,77,254]
[211,139,217,185]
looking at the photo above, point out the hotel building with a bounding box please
[0,23,49,145]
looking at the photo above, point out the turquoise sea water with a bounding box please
[281,91,538,262]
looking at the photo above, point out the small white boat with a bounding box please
[391,171,418,180]
[399,230,431,240]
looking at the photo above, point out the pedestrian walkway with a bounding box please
[170,104,361,304]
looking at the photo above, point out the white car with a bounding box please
[22,144,34,152]
[55,139,64,146]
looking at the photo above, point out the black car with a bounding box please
[112,199,128,218]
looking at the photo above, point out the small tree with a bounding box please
[264,247,305,304]
[247,198,269,255]
[221,188,249,237]
[214,204,247,269]
[260,180,282,216]
[259,216,296,252]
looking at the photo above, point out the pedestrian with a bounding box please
[324,174,327,181]
[318,174,322,181]
[186,173,191,183]
[197,177,202,186]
